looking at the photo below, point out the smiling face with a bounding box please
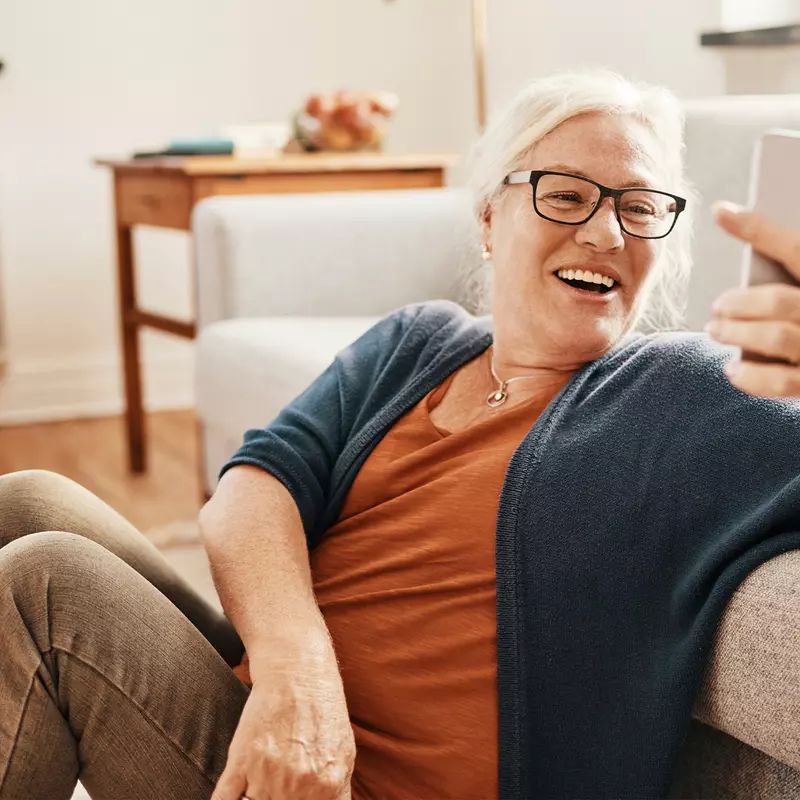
[483,111,670,367]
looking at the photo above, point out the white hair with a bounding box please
[463,69,697,333]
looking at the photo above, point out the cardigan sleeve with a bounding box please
[218,304,422,542]
[219,356,344,540]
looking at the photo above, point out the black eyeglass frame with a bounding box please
[503,170,688,240]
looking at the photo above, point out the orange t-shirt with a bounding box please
[306,368,569,799]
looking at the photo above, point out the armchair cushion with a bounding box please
[196,317,381,490]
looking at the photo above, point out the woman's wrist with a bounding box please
[244,618,336,679]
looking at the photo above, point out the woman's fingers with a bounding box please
[713,201,800,279]
[712,283,800,323]
[723,358,800,398]
[710,200,800,398]
[706,317,800,363]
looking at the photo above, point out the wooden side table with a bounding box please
[96,152,455,474]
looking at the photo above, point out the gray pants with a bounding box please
[0,470,248,800]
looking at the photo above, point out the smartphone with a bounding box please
[738,129,800,364]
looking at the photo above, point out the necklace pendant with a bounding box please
[487,388,508,408]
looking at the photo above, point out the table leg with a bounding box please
[114,223,147,473]
[195,416,212,503]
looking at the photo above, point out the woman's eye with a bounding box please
[623,203,657,216]
[542,192,585,204]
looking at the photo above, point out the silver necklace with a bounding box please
[487,355,542,408]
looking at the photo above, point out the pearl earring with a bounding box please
[481,244,492,262]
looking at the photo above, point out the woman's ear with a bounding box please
[480,207,492,255]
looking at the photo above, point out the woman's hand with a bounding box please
[212,633,355,800]
[707,201,800,398]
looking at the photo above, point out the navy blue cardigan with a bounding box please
[221,300,800,799]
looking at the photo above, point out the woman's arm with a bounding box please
[201,465,355,800]
[200,309,425,799]
[200,463,331,670]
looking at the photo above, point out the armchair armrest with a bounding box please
[693,548,800,769]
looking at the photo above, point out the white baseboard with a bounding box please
[0,352,195,425]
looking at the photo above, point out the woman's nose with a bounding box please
[575,196,624,252]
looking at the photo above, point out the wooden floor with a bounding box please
[0,411,202,532]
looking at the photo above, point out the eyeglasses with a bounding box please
[504,170,687,240]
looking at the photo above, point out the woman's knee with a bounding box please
[0,531,226,689]
[0,532,129,641]
[0,529,111,587]
[0,469,91,545]
[0,533,97,699]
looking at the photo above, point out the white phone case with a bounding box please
[738,130,800,363]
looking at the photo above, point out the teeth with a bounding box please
[556,268,617,288]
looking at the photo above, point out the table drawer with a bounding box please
[116,173,192,229]
[191,168,445,202]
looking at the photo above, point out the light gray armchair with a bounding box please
[192,97,800,797]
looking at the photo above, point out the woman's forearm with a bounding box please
[199,465,332,673]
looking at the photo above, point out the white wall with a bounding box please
[0,0,722,423]
[488,1,724,113]
[717,0,800,94]
[721,0,800,30]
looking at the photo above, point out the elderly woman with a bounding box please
[2,70,800,800]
